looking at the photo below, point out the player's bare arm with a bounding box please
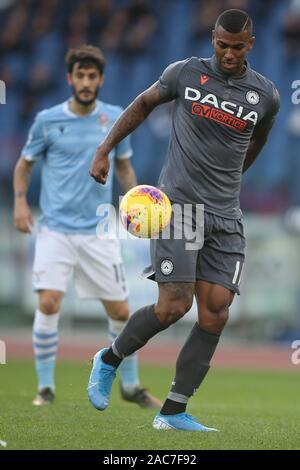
[115,159,138,193]
[90,82,169,184]
[13,156,35,233]
[242,115,276,173]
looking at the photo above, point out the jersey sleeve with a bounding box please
[157,59,189,100]
[21,112,47,161]
[266,85,280,119]
[115,135,133,160]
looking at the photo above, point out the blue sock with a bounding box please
[32,310,59,391]
[108,318,140,390]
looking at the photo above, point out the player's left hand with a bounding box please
[90,146,110,184]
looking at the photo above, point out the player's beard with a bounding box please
[72,86,99,106]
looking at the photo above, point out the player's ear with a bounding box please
[212,30,215,47]
[66,73,73,86]
[247,36,255,52]
[99,74,105,88]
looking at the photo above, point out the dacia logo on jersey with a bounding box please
[184,87,258,131]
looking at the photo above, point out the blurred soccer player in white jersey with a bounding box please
[13,45,160,408]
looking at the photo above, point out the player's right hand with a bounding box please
[90,146,110,184]
[14,201,34,233]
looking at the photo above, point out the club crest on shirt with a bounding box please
[246,90,260,105]
[99,113,109,130]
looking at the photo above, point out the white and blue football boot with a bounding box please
[87,348,116,411]
[153,412,219,432]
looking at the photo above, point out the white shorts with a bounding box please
[32,227,129,301]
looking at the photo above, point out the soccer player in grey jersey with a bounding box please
[88,9,280,431]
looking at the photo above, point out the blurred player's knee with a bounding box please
[38,290,63,315]
[103,300,129,322]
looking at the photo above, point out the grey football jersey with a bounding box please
[157,56,280,219]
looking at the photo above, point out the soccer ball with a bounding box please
[119,185,172,238]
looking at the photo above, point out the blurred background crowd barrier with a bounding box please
[1,0,300,343]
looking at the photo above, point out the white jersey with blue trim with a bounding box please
[22,99,132,233]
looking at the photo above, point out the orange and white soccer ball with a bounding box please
[119,185,172,238]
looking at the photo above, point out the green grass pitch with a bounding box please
[0,360,299,450]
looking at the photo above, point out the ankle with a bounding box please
[102,347,122,368]
[160,398,187,415]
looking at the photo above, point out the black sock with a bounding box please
[114,304,167,357]
[169,323,220,398]
[160,399,186,415]
[102,347,122,368]
[103,305,166,368]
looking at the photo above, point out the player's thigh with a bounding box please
[75,236,129,301]
[143,204,200,282]
[149,235,199,284]
[155,282,195,325]
[196,215,245,295]
[157,282,195,306]
[195,280,235,314]
[195,280,234,332]
[33,226,75,293]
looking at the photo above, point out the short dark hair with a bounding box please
[65,45,106,75]
[215,9,253,36]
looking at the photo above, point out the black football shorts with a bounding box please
[143,208,246,295]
